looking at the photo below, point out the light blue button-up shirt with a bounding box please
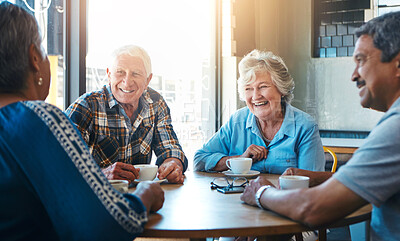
[194,104,325,174]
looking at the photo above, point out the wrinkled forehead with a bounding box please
[112,54,147,73]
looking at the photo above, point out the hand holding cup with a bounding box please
[134,164,158,181]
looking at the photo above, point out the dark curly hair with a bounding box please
[356,11,400,63]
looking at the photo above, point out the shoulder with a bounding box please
[146,87,163,103]
[24,101,73,126]
[73,86,109,107]
[231,107,251,120]
[223,107,251,128]
[24,100,64,115]
[66,87,110,116]
[145,87,170,114]
[369,107,400,141]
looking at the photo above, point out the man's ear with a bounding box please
[146,73,153,86]
[395,52,400,78]
[28,44,42,72]
[106,68,112,82]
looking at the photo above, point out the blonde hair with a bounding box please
[237,50,294,104]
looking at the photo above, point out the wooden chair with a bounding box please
[316,147,339,241]
[295,147,338,241]
[324,146,338,173]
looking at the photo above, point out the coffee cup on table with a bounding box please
[226,157,252,174]
[134,164,158,181]
[279,175,310,190]
[109,180,129,193]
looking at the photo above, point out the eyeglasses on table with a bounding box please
[210,177,248,190]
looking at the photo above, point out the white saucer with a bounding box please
[133,178,167,184]
[222,170,260,178]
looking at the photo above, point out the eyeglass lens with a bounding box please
[211,177,247,188]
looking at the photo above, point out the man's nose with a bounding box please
[123,73,133,83]
[351,68,359,82]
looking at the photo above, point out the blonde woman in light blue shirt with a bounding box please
[194,50,325,174]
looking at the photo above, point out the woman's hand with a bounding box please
[133,181,164,214]
[241,144,268,162]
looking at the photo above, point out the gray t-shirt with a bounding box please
[334,97,400,241]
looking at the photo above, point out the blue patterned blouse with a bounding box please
[0,101,147,240]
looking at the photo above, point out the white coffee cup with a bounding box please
[134,164,158,181]
[109,180,129,193]
[226,157,252,174]
[279,175,310,190]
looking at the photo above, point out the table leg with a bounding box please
[257,234,294,241]
[294,233,303,241]
[318,229,327,241]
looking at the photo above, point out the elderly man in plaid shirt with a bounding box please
[65,45,187,184]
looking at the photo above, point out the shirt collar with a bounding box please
[278,103,296,138]
[138,89,153,120]
[105,85,119,108]
[390,96,400,109]
[105,85,154,109]
[246,103,296,139]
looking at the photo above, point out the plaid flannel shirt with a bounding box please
[65,85,188,171]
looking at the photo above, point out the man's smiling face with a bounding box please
[107,54,151,106]
[351,35,400,112]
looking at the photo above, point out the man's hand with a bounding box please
[102,162,139,184]
[240,177,275,206]
[158,158,184,184]
[241,144,268,162]
[133,181,164,214]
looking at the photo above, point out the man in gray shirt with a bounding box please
[240,11,400,241]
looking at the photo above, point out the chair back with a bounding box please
[323,146,338,173]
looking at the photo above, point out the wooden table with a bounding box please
[133,172,371,241]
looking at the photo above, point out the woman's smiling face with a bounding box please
[244,72,283,121]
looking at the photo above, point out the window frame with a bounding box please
[63,0,87,108]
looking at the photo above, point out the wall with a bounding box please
[252,0,383,131]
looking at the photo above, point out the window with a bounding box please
[313,0,371,58]
[8,0,65,109]
[8,0,219,169]
[86,0,217,168]
[377,0,400,15]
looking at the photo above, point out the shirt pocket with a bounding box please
[267,152,297,174]
[133,125,153,155]
[93,135,119,166]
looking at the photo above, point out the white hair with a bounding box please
[110,45,152,77]
[237,50,294,104]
